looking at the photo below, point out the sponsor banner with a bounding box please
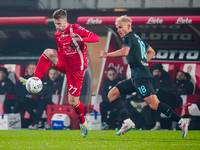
[131,24,200,61]
[133,24,199,43]
[152,48,200,61]
[0,16,48,25]
[77,16,200,25]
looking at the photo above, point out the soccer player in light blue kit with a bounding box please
[100,15,190,138]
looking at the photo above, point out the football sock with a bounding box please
[111,98,129,121]
[153,110,161,122]
[34,53,50,79]
[74,101,85,124]
[157,102,181,122]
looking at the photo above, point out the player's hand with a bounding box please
[100,50,108,58]
[71,33,83,42]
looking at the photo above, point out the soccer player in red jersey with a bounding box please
[20,9,99,137]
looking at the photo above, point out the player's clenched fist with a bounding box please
[100,50,108,58]
[71,33,83,41]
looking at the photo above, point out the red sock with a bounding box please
[74,101,85,124]
[34,53,50,79]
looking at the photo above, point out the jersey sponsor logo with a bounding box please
[78,27,86,31]
[86,18,102,25]
[147,17,163,24]
[61,34,69,37]
[63,42,71,45]
[176,17,192,24]
[64,50,77,55]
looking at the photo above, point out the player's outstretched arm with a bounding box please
[100,50,108,58]
[82,32,99,43]
[73,24,99,43]
[100,46,130,58]
[146,46,155,62]
[72,32,99,43]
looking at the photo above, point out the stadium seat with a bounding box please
[180,95,200,116]
[0,64,23,84]
[0,94,16,114]
[195,63,200,94]
[179,63,200,94]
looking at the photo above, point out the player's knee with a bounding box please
[70,103,75,107]
[148,99,160,110]
[144,95,160,110]
[68,98,79,107]
[68,101,76,107]
[43,49,56,58]
[107,90,114,101]
[149,103,157,110]
[107,90,119,102]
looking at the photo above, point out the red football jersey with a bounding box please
[55,24,99,71]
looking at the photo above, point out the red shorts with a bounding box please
[53,50,85,97]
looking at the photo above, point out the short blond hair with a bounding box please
[115,15,132,25]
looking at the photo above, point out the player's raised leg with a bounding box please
[19,49,57,85]
[34,49,58,79]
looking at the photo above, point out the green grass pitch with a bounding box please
[0,130,200,150]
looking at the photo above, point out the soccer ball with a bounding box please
[26,77,43,94]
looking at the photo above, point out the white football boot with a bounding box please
[79,119,88,138]
[178,118,190,138]
[116,118,135,136]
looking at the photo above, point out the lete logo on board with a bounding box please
[176,17,192,24]
[86,18,102,24]
[147,17,163,24]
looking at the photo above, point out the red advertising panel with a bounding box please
[0,16,48,25]
[77,16,200,25]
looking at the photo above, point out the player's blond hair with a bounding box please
[115,15,132,25]
[53,9,67,19]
